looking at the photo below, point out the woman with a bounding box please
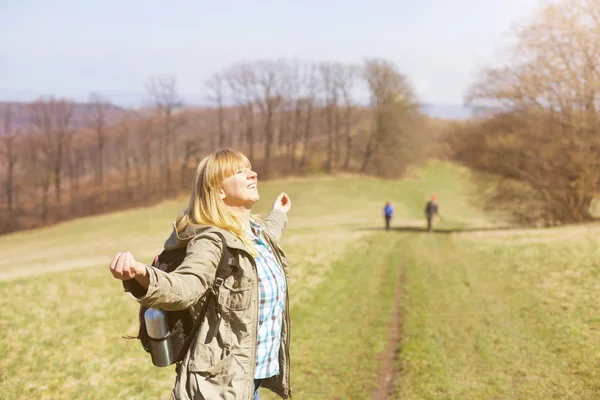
[109,148,292,400]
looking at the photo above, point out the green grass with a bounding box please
[2,163,451,399]
[0,266,176,399]
[395,221,600,399]
[261,233,403,399]
[1,160,599,399]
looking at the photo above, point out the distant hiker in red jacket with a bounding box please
[425,195,438,232]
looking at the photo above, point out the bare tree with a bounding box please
[285,61,306,172]
[64,128,85,212]
[20,131,52,222]
[146,75,183,192]
[0,104,21,212]
[205,73,228,148]
[86,92,111,186]
[337,64,359,170]
[299,63,320,171]
[252,60,288,178]
[114,114,134,197]
[114,113,136,191]
[29,97,76,205]
[226,64,260,164]
[319,62,340,172]
[130,113,155,196]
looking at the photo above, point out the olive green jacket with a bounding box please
[124,210,291,399]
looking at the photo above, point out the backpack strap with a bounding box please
[210,231,238,295]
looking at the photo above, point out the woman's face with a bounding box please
[219,167,259,208]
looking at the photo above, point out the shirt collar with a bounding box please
[248,219,263,238]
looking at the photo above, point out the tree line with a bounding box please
[3,0,594,233]
[0,58,430,234]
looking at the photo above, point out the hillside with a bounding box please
[1,161,599,399]
[420,103,473,120]
[0,101,128,129]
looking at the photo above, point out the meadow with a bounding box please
[1,161,598,399]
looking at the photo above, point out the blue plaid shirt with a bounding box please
[249,220,287,379]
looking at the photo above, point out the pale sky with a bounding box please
[0,0,541,106]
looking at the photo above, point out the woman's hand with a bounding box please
[109,252,148,281]
[273,192,291,213]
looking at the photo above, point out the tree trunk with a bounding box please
[334,109,342,169]
[361,130,378,173]
[53,155,62,205]
[343,110,354,170]
[41,178,50,223]
[263,111,273,179]
[247,107,255,164]
[325,107,333,172]
[300,101,313,171]
[96,135,104,186]
[6,160,14,212]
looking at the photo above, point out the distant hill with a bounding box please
[421,104,474,120]
[0,101,129,129]
[0,98,475,133]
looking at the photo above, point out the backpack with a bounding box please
[133,232,238,367]
[425,201,438,215]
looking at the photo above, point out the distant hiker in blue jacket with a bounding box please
[383,201,394,231]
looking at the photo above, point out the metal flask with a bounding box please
[144,308,174,367]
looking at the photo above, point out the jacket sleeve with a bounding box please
[262,209,288,243]
[126,233,222,311]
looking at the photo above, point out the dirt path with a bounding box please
[370,267,404,400]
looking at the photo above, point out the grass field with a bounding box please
[1,161,599,399]
[397,226,600,399]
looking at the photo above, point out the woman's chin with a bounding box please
[245,196,260,207]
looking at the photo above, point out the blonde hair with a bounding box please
[176,148,257,255]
